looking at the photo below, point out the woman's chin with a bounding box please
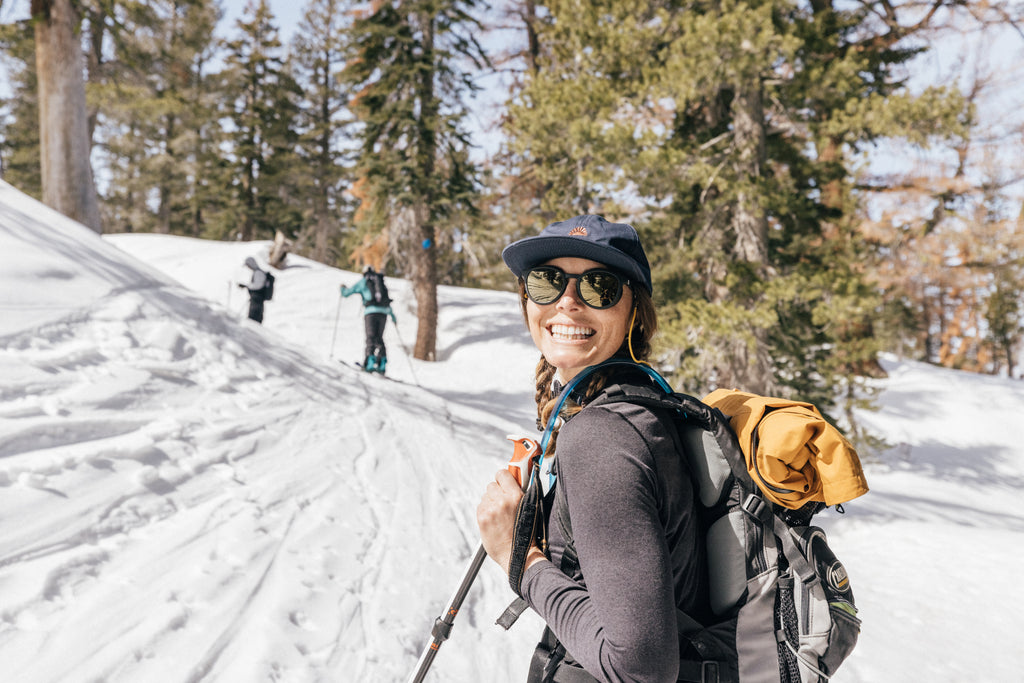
[543,346,589,368]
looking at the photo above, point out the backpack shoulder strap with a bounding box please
[551,459,579,578]
[590,383,750,490]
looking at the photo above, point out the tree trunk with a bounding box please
[523,0,540,73]
[392,203,438,361]
[729,80,775,395]
[312,55,333,263]
[313,211,330,263]
[732,83,768,264]
[33,0,102,233]
[413,205,438,361]
[410,9,438,362]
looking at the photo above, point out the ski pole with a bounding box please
[405,437,541,683]
[329,290,343,359]
[407,544,488,683]
[391,321,421,386]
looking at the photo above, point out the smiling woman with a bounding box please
[476,215,710,683]
[523,256,634,382]
[504,215,658,385]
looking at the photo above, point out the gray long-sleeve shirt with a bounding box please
[521,384,708,683]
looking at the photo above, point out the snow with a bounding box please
[0,178,1021,682]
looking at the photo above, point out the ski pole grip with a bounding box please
[506,436,541,490]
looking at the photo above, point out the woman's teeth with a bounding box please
[549,324,595,340]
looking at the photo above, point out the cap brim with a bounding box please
[502,236,651,293]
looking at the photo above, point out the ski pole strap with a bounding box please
[496,597,530,630]
[507,474,544,597]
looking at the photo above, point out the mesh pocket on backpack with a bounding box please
[776,570,802,682]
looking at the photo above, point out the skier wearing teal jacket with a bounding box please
[341,266,397,373]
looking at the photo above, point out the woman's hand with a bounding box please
[476,469,525,574]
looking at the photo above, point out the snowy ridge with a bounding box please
[0,181,543,681]
[1,179,1022,681]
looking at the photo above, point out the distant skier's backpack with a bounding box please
[365,271,391,305]
[519,360,866,683]
[262,271,275,301]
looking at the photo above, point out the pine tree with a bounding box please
[0,21,42,197]
[503,0,987,413]
[290,0,354,265]
[221,0,303,242]
[464,1,553,290]
[987,266,1023,377]
[342,0,488,361]
[94,0,221,236]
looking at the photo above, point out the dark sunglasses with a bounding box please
[524,266,630,309]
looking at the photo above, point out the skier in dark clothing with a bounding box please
[341,266,397,373]
[239,256,273,324]
[476,215,709,683]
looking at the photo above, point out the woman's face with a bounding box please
[525,256,633,383]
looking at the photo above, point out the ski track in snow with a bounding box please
[0,271,504,681]
[0,278,535,680]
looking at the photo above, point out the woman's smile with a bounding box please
[547,323,596,341]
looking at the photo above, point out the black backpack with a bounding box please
[262,271,275,301]
[506,360,862,683]
[366,271,391,305]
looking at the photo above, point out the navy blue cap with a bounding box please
[502,215,653,293]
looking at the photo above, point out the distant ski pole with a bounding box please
[329,291,343,359]
[391,322,420,386]
[405,437,540,683]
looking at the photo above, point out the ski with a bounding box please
[341,360,402,383]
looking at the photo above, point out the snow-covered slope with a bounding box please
[1,180,1021,681]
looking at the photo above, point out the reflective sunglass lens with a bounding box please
[579,272,622,308]
[526,268,566,304]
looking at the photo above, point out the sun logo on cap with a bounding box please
[568,226,588,236]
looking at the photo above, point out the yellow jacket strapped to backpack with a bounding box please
[703,388,869,510]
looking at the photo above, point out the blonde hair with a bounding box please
[517,279,658,456]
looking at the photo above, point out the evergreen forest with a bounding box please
[2,0,1024,425]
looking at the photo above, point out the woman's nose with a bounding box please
[555,277,582,309]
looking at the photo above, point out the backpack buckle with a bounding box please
[701,661,720,683]
[742,494,769,521]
